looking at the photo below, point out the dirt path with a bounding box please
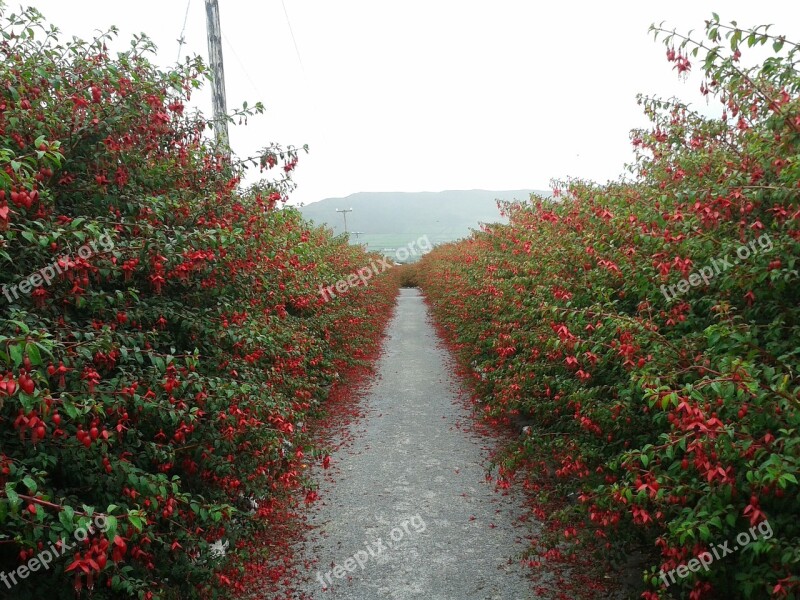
[296,289,538,599]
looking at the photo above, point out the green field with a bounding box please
[348,233,458,261]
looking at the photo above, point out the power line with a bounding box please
[280,0,304,71]
[221,29,262,98]
[176,0,192,63]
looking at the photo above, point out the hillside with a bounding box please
[298,189,546,254]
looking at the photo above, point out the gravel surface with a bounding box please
[296,288,539,599]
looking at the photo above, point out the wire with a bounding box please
[280,0,304,71]
[176,0,192,63]
[221,29,263,98]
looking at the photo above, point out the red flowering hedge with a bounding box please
[419,17,799,600]
[0,7,398,599]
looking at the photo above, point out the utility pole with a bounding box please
[336,208,353,234]
[205,0,229,154]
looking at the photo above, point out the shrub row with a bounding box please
[418,18,799,599]
[0,7,398,599]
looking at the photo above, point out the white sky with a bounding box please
[16,1,800,205]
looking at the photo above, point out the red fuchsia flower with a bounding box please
[168,100,184,114]
[81,366,101,393]
[0,203,10,230]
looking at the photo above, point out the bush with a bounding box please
[419,17,799,600]
[395,263,420,287]
[0,7,397,599]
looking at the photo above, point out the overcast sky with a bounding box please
[17,1,800,205]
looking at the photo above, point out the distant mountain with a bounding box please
[298,190,546,253]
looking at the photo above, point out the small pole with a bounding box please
[205,0,229,154]
[336,208,353,234]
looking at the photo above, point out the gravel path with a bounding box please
[296,288,538,599]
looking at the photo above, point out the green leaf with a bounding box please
[63,401,79,419]
[22,476,37,494]
[9,344,23,367]
[5,484,20,511]
[128,515,143,532]
[25,343,42,366]
[151,355,165,373]
[104,515,118,540]
[59,509,75,533]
